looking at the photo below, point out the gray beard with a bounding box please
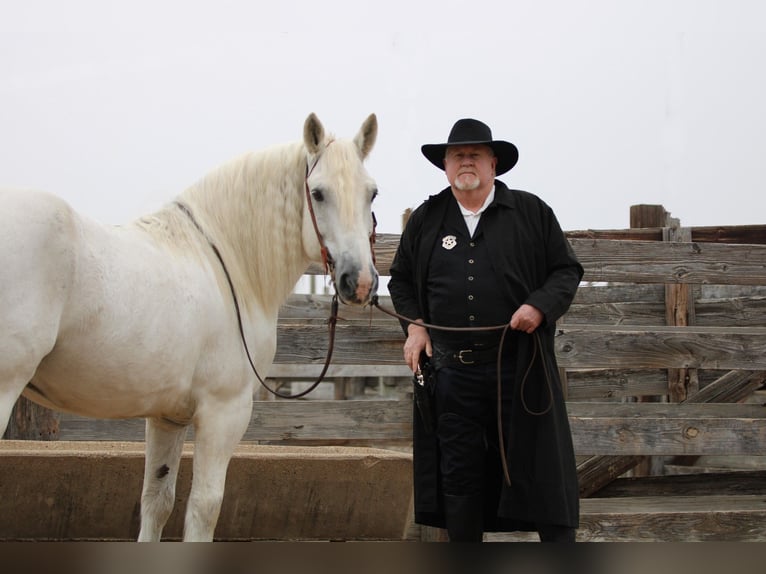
[453,175,480,191]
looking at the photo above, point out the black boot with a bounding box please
[443,493,484,542]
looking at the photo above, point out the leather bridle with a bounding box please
[176,144,348,400]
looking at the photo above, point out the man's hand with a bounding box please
[403,321,432,372]
[510,304,544,334]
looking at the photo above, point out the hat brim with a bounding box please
[421,140,519,175]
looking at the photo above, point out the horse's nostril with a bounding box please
[339,272,355,293]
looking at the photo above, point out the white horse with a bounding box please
[0,113,379,541]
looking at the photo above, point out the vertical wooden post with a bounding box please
[664,224,699,402]
[629,205,674,476]
[3,398,60,440]
[629,205,669,229]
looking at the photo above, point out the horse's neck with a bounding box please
[181,144,310,314]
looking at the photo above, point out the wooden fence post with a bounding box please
[629,205,677,476]
[3,398,60,440]
[664,224,698,402]
[630,205,698,402]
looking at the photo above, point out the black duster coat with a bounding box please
[388,181,584,531]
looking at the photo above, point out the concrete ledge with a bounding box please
[0,441,413,541]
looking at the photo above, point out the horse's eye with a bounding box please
[311,188,324,202]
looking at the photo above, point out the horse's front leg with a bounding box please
[183,392,252,542]
[138,417,188,542]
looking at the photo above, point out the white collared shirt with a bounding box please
[458,186,495,237]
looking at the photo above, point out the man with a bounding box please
[388,118,583,542]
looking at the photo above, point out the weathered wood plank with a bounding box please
[277,292,766,331]
[309,234,766,284]
[267,364,411,379]
[694,295,766,327]
[565,369,668,400]
[485,491,766,541]
[244,400,413,443]
[272,323,766,370]
[57,417,147,441]
[554,325,766,369]
[576,494,766,542]
[577,455,646,498]
[268,364,678,402]
[572,283,664,304]
[561,300,667,326]
[269,364,671,401]
[567,228,664,241]
[683,369,766,404]
[691,225,766,245]
[594,470,766,498]
[568,403,766,456]
[570,239,766,285]
[279,288,766,335]
[490,493,766,542]
[573,222,766,246]
[57,402,766,457]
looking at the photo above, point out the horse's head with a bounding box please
[301,113,379,306]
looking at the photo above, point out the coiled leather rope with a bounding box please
[371,295,555,486]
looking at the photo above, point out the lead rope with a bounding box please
[371,296,554,486]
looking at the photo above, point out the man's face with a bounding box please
[444,144,497,191]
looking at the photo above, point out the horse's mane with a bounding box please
[136,141,311,314]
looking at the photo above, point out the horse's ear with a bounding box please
[304,113,325,154]
[354,113,378,159]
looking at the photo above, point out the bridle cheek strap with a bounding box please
[370,211,378,267]
[305,144,334,275]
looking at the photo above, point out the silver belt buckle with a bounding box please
[457,349,474,365]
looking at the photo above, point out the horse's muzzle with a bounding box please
[335,262,378,305]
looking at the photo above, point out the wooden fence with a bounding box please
[8,204,766,541]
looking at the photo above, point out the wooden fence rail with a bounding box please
[58,401,766,457]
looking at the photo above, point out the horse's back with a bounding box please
[0,189,82,395]
[0,188,81,310]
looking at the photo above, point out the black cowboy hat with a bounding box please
[421,118,519,175]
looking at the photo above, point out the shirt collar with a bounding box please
[457,185,496,217]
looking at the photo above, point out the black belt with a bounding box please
[431,344,502,369]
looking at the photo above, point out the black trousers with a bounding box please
[433,361,575,542]
[433,361,512,497]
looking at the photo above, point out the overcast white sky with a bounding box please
[2,0,765,235]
